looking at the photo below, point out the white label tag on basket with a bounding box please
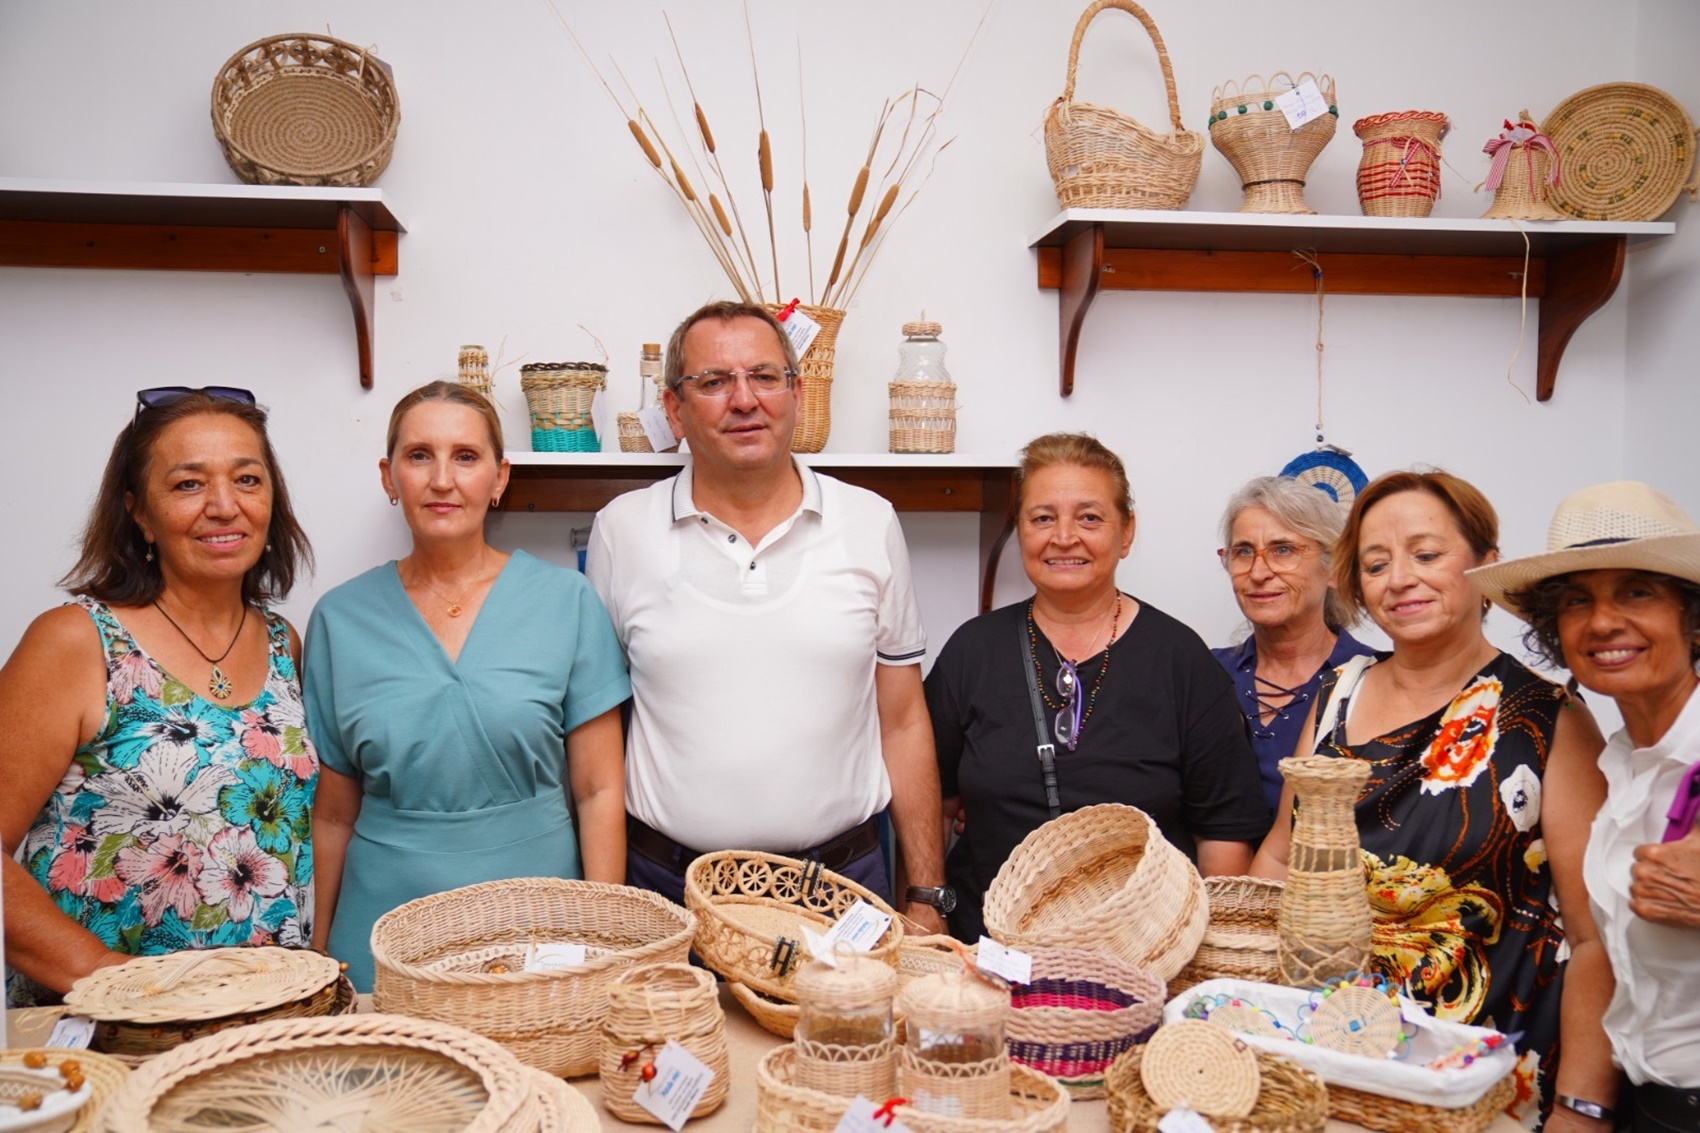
[975,937,1031,985]
[523,942,587,972]
[634,1039,715,1130]
[1275,79,1329,129]
[802,926,839,967]
[834,1096,915,1133]
[779,306,822,359]
[45,1015,95,1049]
[824,900,891,952]
[637,405,677,452]
[1397,993,1432,1026]
[1158,1107,1217,1133]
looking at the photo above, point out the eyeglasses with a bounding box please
[1054,658,1083,751]
[676,366,797,399]
[134,386,256,424]
[1218,541,1313,575]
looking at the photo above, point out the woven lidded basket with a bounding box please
[1353,111,1448,219]
[1170,875,1284,997]
[597,963,729,1123]
[521,362,606,453]
[1545,81,1698,221]
[685,851,903,1002]
[1105,1042,1328,1133]
[1006,947,1166,1099]
[211,34,399,187]
[982,804,1207,982]
[1209,73,1339,214]
[94,1013,540,1133]
[370,877,695,1077]
[1043,0,1203,209]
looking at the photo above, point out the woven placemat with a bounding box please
[65,947,341,1024]
[1545,82,1697,221]
[1139,1021,1260,1117]
[1308,985,1402,1058]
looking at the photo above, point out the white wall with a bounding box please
[0,0,1691,693]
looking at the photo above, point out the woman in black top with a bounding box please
[926,434,1271,943]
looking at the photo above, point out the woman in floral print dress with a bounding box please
[2,388,315,1006]
[1253,470,1611,1130]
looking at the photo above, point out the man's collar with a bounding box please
[670,456,823,523]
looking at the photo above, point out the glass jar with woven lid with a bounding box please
[889,316,958,454]
[793,954,899,1098]
[897,966,1012,1119]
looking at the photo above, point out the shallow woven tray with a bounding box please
[1544,81,1698,221]
[685,852,903,1001]
[371,878,695,1077]
[1171,876,1283,996]
[66,948,341,1025]
[93,1013,540,1133]
[1106,1043,1327,1133]
[983,804,1206,982]
[1006,947,1166,1100]
[1,1049,127,1133]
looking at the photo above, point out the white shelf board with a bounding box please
[0,177,406,231]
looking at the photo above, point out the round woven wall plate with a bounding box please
[1139,1020,1260,1117]
[65,947,341,1024]
[1280,448,1368,509]
[1545,82,1696,221]
[1308,985,1402,1058]
[228,71,385,176]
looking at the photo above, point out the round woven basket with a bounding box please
[1209,73,1339,214]
[521,362,606,453]
[2,1049,127,1133]
[1043,0,1204,209]
[1005,948,1166,1099]
[1277,756,1373,990]
[763,304,842,454]
[1105,1043,1328,1133]
[684,851,903,1001]
[982,804,1207,982]
[597,963,729,1123]
[1544,81,1699,221]
[1170,876,1284,997]
[94,1013,540,1133]
[210,33,400,187]
[370,877,695,1077]
[1353,111,1448,218]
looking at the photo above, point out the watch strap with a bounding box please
[1554,1095,1615,1122]
[904,885,948,908]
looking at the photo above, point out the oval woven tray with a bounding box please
[65,947,341,1025]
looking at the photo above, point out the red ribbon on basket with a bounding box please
[871,1098,909,1126]
[1483,119,1560,195]
[775,297,801,321]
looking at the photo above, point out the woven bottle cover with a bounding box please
[795,956,898,1033]
[64,947,342,1024]
[1309,984,1402,1058]
[1139,1020,1261,1117]
[902,320,943,337]
[1277,754,1374,988]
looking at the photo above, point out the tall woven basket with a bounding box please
[1209,73,1338,214]
[521,362,606,453]
[765,304,842,454]
[1043,0,1203,209]
[1276,755,1373,989]
[1354,111,1448,218]
[211,34,400,187]
[597,963,729,1123]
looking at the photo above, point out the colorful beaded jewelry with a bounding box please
[1425,1030,1517,1072]
[1026,596,1121,748]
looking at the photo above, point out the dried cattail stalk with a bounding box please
[710,194,733,236]
[628,119,661,167]
[671,158,696,201]
[871,183,899,225]
[825,232,849,291]
[695,104,716,153]
[802,185,812,232]
[759,131,774,193]
[846,167,870,217]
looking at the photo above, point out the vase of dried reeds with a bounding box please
[1276,754,1372,989]
[767,303,842,454]
[598,963,729,1123]
[1354,111,1448,218]
[793,956,899,1100]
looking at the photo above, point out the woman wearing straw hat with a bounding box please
[1471,481,1700,1133]
[1250,469,1610,1128]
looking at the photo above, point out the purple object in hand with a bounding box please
[1662,761,1700,843]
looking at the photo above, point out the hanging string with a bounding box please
[1291,250,1326,444]
[1500,222,1534,405]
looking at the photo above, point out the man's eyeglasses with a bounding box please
[1054,658,1083,751]
[1218,541,1313,575]
[677,366,797,399]
[134,386,256,424]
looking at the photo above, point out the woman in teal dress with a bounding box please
[306,382,629,990]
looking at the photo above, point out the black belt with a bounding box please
[627,814,880,873]
[1631,1081,1700,1132]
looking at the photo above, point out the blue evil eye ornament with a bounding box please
[1281,445,1369,509]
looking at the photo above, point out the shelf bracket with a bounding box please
[1536,235,1624,402]
[1057,223,1103,397]
[337,205,377,390]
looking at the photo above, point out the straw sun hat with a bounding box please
[1469,481,1700,618]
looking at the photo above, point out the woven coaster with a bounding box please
[1139,1020,1260,1117]
[1309,985,1401,1058]
[1206,1003,1279,1039]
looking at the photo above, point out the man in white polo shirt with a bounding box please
[586,300,950,934]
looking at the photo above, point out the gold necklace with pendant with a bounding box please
[411,552,488,618]
[153,600,248,700]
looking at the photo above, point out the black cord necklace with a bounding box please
[1026,595,1121,745]
[153,601,248,701]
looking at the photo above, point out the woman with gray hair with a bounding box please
[1212,476,1375,811]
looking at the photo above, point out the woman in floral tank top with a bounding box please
[2,388,315,1006]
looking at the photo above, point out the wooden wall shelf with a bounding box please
[1030,209,1675,401]
[501,452,1019,614]
[0,178,405,389]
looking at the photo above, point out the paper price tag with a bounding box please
[46,1015,96,1049]
[637,405,678,453]
[779,306,822,359]
[523,942,588,972]
[824,900,892,953]
[803,926,839,967]
[1274,79,1329,130]
[633,1039,716,1131]
[1396,993,1430,1026]
[975,937,1032,985]
[833,1096,915,1133]
[1158,1106,1218,1133]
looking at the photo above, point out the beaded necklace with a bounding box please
[1027,594,1122,746]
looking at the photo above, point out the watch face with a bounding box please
[937,886,958,915]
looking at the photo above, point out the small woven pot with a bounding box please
[1277,756,1373,989]
[1005,948,1165,1099]
[210,34,400,187]
[1171,876,1284,997]
[597,964,728,1123]
[1354,111,1448,218]
[1209,73,1339,214]
[370,877,695,1077]
[888,381,957,454]
[1105,1043,1328,1133]
[684,851,903,1001]
[764,304,842,454]
[983,804,1207,982]
[520,362,606,453]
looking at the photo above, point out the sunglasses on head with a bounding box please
[134,386,257,425]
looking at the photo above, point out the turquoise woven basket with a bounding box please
[521,362,606,453]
